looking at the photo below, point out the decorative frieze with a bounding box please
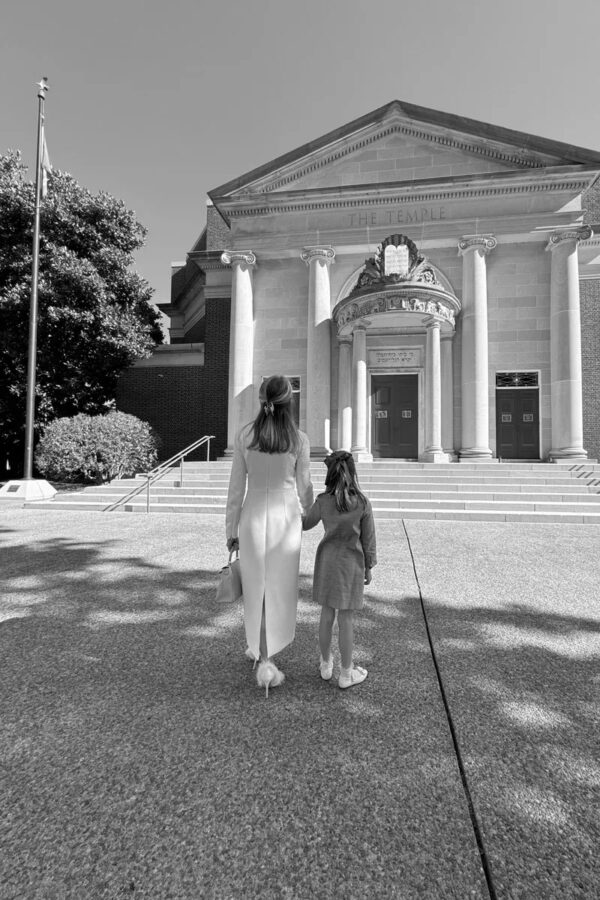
[334,290,457,331]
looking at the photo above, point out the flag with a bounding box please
[41,133,52,198]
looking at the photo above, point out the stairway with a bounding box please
[25,460,600,523]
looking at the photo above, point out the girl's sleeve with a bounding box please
[225,430,247,541]
[295,432,314,513]
[302,497,322,531]
[360,499,377,569]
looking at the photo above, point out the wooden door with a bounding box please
[496,389,540,459]
[371,374,418,458]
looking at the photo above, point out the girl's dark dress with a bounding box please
[303,493,377,610]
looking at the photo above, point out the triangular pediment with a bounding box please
[210,100,600,202]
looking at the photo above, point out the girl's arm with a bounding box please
[302,497,322,531]
[360,499,377,570]
[225,430,247,547]
[295,432,314,513]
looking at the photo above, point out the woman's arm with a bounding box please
[225,430,247,546]
[295,432,314,513]
[360,499,377,570]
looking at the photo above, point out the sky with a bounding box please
[2,0,600,314]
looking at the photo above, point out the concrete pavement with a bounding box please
[1,506,598,898]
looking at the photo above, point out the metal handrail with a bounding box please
[104,434,215,512]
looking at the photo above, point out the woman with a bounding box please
[226,375,314,696]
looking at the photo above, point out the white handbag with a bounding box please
[215,550,243,603]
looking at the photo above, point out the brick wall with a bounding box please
[116,297,230,461]
[581,279,600,461]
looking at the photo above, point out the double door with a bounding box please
[371,374,419,458]
[496,389,540,459]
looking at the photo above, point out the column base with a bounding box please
[419,449,451,463]
[548,447,588,462]
[310,446,332,460]
[458,448,495,462]
[0,479,57,501]
[351,448,373,463]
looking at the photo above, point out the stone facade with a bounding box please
[120,101,600,463]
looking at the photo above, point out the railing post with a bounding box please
[180,457,184,488]
[207,438,211,461]
[146,475,150,513]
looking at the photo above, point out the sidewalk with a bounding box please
[1,507,598,899]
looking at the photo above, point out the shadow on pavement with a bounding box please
[0,530,488,900]
[421,595,600,899]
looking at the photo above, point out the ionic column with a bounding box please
[301,246,335,457]
[458,235,496,461]
[351,322,372,461]
[441,334,455,457]
[337,335,353,450]
[546,226,591,461]
[221,250,256,453]
[421,318,448,462]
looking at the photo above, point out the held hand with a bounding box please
[364,567,372,585]
[227,537,239,552]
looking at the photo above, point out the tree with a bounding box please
[0,151,163,476]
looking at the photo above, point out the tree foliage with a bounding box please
[0,151,163,475]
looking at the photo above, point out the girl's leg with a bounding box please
[338,609,354,670]
[319,605,335,661]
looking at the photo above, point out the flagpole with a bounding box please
[23,77,49,480]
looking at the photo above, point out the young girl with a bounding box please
[302,450,377,688]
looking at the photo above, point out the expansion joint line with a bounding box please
[401,519,498,900]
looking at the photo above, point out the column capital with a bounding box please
[352,319,371,333]
[221,250,257,268]
[458,235,497,256]
[301,246,335,265]
[338,334,353,345]
[545,225,592,252]
[424,316,442,330]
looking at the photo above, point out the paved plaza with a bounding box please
[1,505,599,899]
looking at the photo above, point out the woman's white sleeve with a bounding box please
[225,432,247,540]
[296,433,314,513]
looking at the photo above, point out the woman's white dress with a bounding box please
[225,428,314,658]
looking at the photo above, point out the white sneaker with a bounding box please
[339,666,368,689]
[319,656,333,681]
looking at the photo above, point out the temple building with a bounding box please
[117,100,600,462]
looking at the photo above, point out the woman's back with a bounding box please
[245,444,302,493]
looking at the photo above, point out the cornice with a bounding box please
[213,170,595,219]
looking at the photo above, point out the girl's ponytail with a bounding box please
[324,451,367,512]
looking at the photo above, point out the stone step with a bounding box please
[46,489,600,507]
[137,475,597,489]
[32,497,600,524]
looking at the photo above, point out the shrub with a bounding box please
[35,411,158,483]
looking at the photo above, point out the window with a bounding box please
[496,372,539,388]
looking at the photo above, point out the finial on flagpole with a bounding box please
[36,77,49,98]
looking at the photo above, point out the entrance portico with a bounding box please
[332,234,459,461]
